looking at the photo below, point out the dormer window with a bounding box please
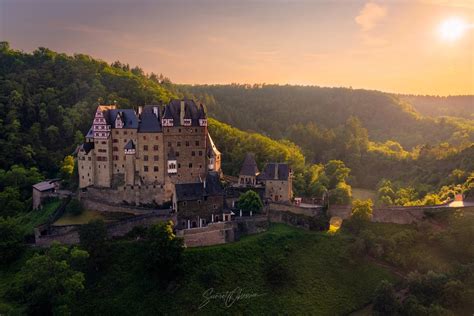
[183,118,192,126]
[199,119,207,126]
[162,118,174,127]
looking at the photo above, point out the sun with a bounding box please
[438,17,468,41]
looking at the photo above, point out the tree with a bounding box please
[238,190,264,213]
[373,280,399,315]
[325,160,350,189]
[78,219,107,270]
[345,199,373,233]
[143,221,184,285]
[329,182,352,205]
[66,198,84,216]
[0,217,24,264]
[10,244,87,315]
[60,155,75,178]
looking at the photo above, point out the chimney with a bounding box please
[153,106,159,118]
[274,164,278,180]
[180,100,185,125]
[138,106,143,116]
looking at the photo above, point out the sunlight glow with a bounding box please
[438,17,469,41]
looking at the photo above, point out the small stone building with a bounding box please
[32,179,61,210]
[258,163,293,202]
[173,171,227,229]
[238,153,259,186]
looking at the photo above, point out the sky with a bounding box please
[1,0,473,95]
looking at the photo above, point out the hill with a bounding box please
[400,95,474,119]
[179,84,474,149]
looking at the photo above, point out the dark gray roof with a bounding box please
[163,99,206,126]
[239,153,259,176]
[109,109,139,129]
[259,163,291,181]
[175,172,223,201]
[138,105,162,133]
[124,140,135,150]
[82,142,94,154]
[85,127,94,139]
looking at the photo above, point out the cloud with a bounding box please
[419,0,474,9]
[355,2,387,32]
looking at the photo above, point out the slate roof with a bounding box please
[239,153,259,176]
[175,172,223,201]
[163,99,206,126]
[138,105,162,133]
[85,127,94,139]
[108,109,139,129]
[124,140,135,150]
[82,142,94,154]
[33,179,61,192]
[258,163,291,181]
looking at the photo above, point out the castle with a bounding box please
[77,100,292,230]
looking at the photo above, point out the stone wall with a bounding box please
[81,184,173,207]
[35,211,175,247]
[267,209,328,231]
[177,216,269,247]
[268,202,323,217]
[81,196,167,215]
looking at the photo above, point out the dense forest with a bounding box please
[400,95,474,119]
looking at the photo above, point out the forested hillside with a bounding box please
[180,84,474,149]
[400,95,474,119]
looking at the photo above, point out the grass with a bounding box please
[54,209,104,226]
[15,200,61,234]
[74,224,397,315]
[352,188,377,201]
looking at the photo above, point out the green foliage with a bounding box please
[0,217,24,264]
[66,198,83,216]
[71,224,395,315]
[78,219,108,270]
[373,280,399,315]
[329,181,352,205]
[142,221,184,285]
[0,43,177,176]
[208,118,305,176]
[237,190,263,213]
[9,243,87,315]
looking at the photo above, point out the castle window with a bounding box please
[143,145,148,151]
[183,201,187,206]
[101,141,106,144]
[179,129,181,132]
[195,128,198,132]
[186,141,189,147]
[178,163,181,168]
[124,139,127,142]
[144,166,149,172]
[192,151,195,156]
[199,151,202,156]
[115,131,119,135]
[176,152,179,157]
[88,157,91,161]
[199,164,202,169]
[144,155,149,161]
[124,131,128,135]
[153,145,158,151]
[113,139,118,143]
[195,141,199,146]
[154,155,159,161]
[189,163,193,168]
[177,142,181,147]
[154,166,158,172]
[155,136,159,140]
[143,136,147,140]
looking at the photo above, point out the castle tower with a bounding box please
[124,140,136,185]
